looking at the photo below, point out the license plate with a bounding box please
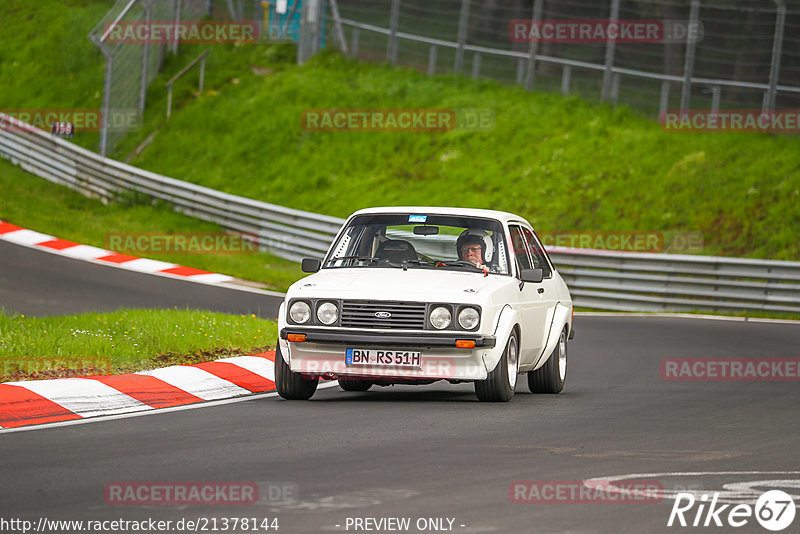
[345,348,422,368]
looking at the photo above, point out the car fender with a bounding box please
[531,301,571,372]
[482,304,519,375]
[277,302,290,364]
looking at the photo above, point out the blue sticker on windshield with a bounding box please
[408,215,427,223]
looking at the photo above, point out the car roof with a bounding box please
[349,206,532,226]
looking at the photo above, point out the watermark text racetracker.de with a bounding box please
[661,358,800,381]
[105,231,258,255]
[538,230,703,253]
[1,109,142,134]
[509,19,703,43]
[660,110,800,133]
[510,480,663,503]
[0,356,112,376]
[105,481,298,506]
[301,109,495,132]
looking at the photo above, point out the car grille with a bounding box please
[340,301,427,330]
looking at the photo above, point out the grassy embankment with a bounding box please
[0,309,277,382]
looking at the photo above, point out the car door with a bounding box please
[508,224,551,366]
[520,225,560,365]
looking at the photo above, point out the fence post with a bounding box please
[387,0,401,65]
[659,81,670,117]
[172,0,181,55]
[680,0,700,112]
[602,0,621,100]
[710,85,721,113]
[611,73,620,105]
[351,27,360,58]
[525,0,543,90]
[312,0,324,55]
[328,0,349,55]
[516,58,525,85]
[97,46,113,157]
[471,53,481,78]
[764,0,786,112]
[428,45,438,76]
[454,0,470,73]
[561,66,571,94]
[281,0,300,39]
[139,1,151,114]
[297,0,320,64]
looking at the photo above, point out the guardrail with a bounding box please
[0,114,342,263]
[1,114,799,314]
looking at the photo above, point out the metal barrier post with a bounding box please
[680,0,700,111]
[602,0,620,101]
[525,0,543,90]
[387,0,401,65]
[454,0,470,73]
[764,0,786,112]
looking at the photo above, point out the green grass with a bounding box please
[0,158,305,291]
[122,49,800,260]
[2,2,799,271]
[0,0,109,151]
[0,309,277,382]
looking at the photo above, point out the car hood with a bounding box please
[288,268,508,301]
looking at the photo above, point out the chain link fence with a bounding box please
[88,0,212,156]
[332,0,800,118]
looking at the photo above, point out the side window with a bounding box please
[522,227,553,278]
[508,226,533,273]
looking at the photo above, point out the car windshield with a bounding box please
[324,213,510,275]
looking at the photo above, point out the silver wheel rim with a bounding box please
[558,331,567,382]
[507,336,518,390]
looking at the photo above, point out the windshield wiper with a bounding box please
[404,259,485,272]
[327,256,403,268]
[329,255,380,262]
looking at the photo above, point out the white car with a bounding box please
[275,206,573,402]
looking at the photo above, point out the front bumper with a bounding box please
[279,328,497,381]
[280,328,496,348]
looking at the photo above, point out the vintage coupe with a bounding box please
[275,207,573,402]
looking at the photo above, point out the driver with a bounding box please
[456,232,490,270]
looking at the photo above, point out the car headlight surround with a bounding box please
[316,301,339,325]
[458,307,480,330]
[289,300,312,324]
[429,306,452,330]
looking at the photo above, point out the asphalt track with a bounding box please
[1,239,799,534]
[0,240,282,317]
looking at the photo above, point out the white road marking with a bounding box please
[8,378,151,417]
[136,366,251,400]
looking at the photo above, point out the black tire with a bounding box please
[475,329,519,402]
[338,378,372,392]
[528,326,567,394]
[274,341,318,400]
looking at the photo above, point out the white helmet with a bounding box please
[456,228,494,263]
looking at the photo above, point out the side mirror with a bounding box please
[520,268,543,283]
[301,258,321,273]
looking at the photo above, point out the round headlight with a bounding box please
[429,306,452,330]
[289,301,311,324]
[316,301,339,325]
[458,307,480,330]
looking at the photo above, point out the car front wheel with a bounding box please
[275,341,318,400]
[475,329,519,402]
[528,326,567,394]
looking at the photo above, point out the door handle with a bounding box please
[537,288,545,294]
